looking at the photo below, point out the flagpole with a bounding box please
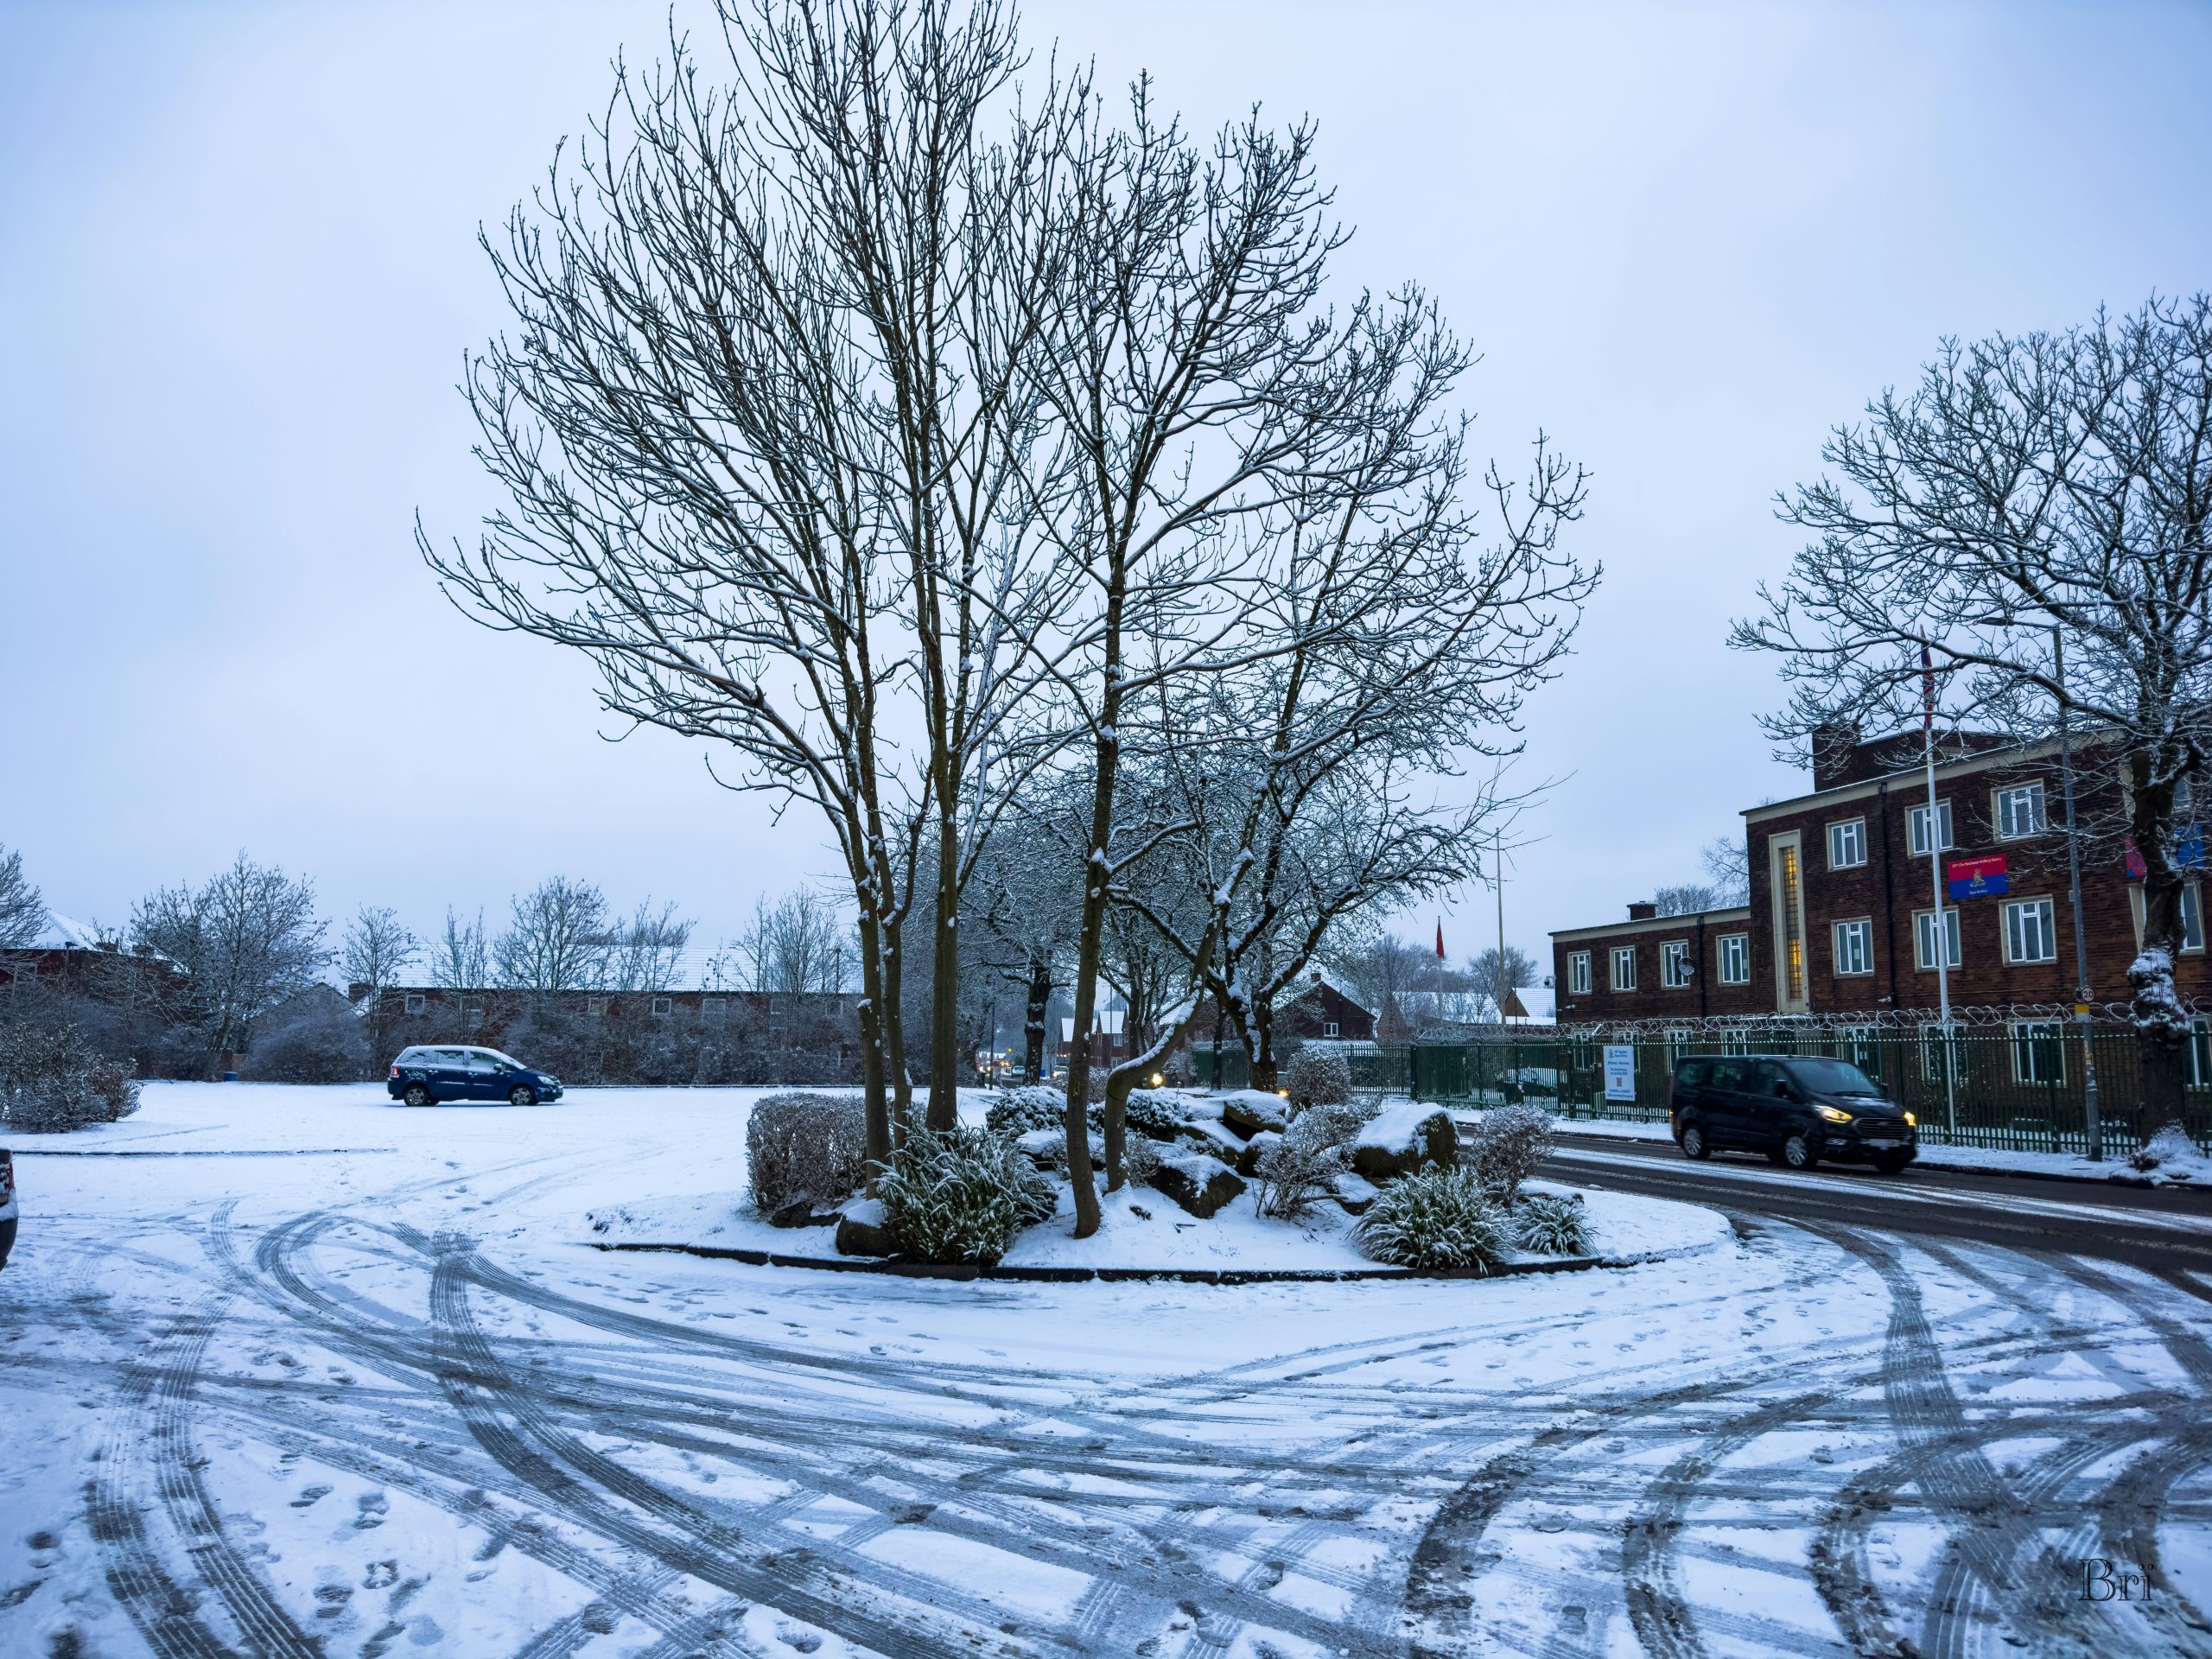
[1923,648,1957,1139]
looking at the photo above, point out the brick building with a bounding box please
[1552,725,2206,1031]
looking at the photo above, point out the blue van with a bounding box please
[388,1046,563,1108]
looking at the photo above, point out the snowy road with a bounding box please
[3,1085,2210,1659]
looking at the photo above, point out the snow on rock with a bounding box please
[835,1197,897,1257]
[1219,1090,1287,1138]
[1148,1153,1246,1219]
[1349,1100,1456,1181]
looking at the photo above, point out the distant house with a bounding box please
[1186,976,1377,1050]
[1054,1008,1127,1071]
[1,912,177,997]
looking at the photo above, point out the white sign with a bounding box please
[1602,1044,1637,1102]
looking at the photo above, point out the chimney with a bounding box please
[1627,900,1657,921]
[1811,720,1862,792]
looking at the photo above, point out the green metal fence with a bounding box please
[1402,1027,2212,1156]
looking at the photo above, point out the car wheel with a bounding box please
[1872,1152,1911,1175]
[403,1083,432,1109]
[1680,1122,1711,1160]
[1782,1131,1817,1171]
[508,1084,537,1108]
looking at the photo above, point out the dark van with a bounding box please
[1670,1054,1916,1173]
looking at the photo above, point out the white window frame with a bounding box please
[2011,1020,2065,1084]
[2002,896,2057,965]
[2186,882,2205,954]
[403,992,426,1015]
[1722,1028,1751,1057]
[1913,907,1961,970]
[1919,1021,1962,1082]
[651,995,674,1017]
[586,994,607,1017]
[1660,940,1692,989]
[1567,951,1592,995]
[1840,1026,1880,1073]
[2188,1017,2212,1088]
[1665,1027,1694,1064]
[701,996,726,1026]
[1827,817,1868,869]
[1324,1020,1340,1038]
[1610,945,1637,993]
[1994,782,2046,841]
[1832,918,1874,977]
[1716,933,1750,985]
[1909,800,1955,857]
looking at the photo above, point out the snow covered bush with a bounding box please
[1283,1047,1351,1108]
[1513,1191,1591,1255]
[2129,1121,2210,1179]
[878,1126,1056,1265]
[745,1091,868,1214]
[1121,1088,1191,1141]
[1463,1102,1554,1200]
[1251,1095,1377,1218]
[0,1019,141,1133]
[1354,1167,1508,1271]
[984,1084,1071,1138]
[1121,1135,1165,1186]
[242,994,371,1084]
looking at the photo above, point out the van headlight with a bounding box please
[1904,1111,1916,1127]
[1815,1104,1853,1124]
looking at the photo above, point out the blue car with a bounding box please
[388,1045,562,1108]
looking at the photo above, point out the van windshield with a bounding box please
[1789,1058,1882,1096]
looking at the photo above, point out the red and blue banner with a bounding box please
[1947,854,2008,901]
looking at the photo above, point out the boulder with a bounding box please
[1349,1101,1458,1182]
[769,1199,840,1229]
[1220,1090,1289,1141]
[1330,1171,1382,1216]
[1236,1128,1283,1178]
[834,1198,899,1257]
[1148,1153,1247,1219]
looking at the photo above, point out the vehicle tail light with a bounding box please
[390,1064,400,1078]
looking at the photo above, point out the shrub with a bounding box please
[1158,1051,1196,1088]
[1283,1047,1351,1108]
[1251,1132,1339,1219]
[984,1084,1073,1139]
[1355,1167,1508,1271]
[0,1020,142,1133]
[1288,1096,1377,1149]
[243,997,371,1084]
[1121,1088,1191,1142]
[745,1091,868,1214]
[1463,1102,1554,1201]
[878,1125,1056,1265]
[1514,1190,1591,1255]
[1121,1135,1165,1186]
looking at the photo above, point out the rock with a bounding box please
[834,1198,899,1257]
[769,1199,839,1229]
[1148,1153,1247,1219]
[1331,1171,1382,1215]
[1220,1090,1288,1140]
[1236,1128,1283,1178]
[1349,1101,1457,1182]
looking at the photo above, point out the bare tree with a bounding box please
[1653,884,1720,917]
[0,845,46,949]
[342,904,420,1061]
[605,899,694,993]
[431,907,493,992]
[1466,944,1541,1020]
[496,876,612,993]
[740,889,849,995]
[131,853,330,1071]
[1700,835,1751,907]
[420,0,1096,1165]
[966,808,1083,1083]
[1734,295,2212,1140]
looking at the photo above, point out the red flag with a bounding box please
[1921,645,1935,731]
[1435,920,1446,959]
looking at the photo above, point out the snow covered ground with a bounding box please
[3,1082,2208,1657]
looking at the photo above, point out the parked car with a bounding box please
[1,1149,17,1270]
[388,1046,563,1108]
[1669,1054,1916,1173]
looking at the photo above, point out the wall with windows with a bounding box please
[1550,905,1763,1023]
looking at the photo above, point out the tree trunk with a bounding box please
[1249,996,1279,1093]
[925,816,963,1130]
[1022,958,1051,1084]
[2126,753,2189,1141]
[1065,659,1122,1236]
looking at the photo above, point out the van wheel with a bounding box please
[508,1084,537,1109]
[403,1083,432,1109]
[1782,1131,1817,1171]
[1680,1122,1711,1160]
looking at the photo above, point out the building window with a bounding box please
[1666,1027,1694,1064]
[463,998,485,1030]
[1567,951,1592,995]
[1722,1027,1751,1056]
[702,997,726,1026]
[2185,883,2205,954]
[1913,907,1961,970]
[1827,818,1867,869]
[1840,1026,1880,1074]
[1610,946,1637,992]
[651,995,673,1017]
[404,992,426,1014]
[1920,1022,1961,1082]
[10,962,37,986]
[1661,940,1693,988]
[1909,800,1955,856]
[1833,918,1874,976]
[1995,783,2046,840]
[2188,1018,2212,1088]
[586,995,607,1017]
[2011,1020,2064,1084]
[2003,897,2057,964]
[1774,838,1807,1007]
[1716,933,1749,985]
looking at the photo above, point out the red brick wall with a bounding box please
[1550,909,1764,1024]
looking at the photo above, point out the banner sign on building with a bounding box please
[1603,1044,1637,1102]
[1947,854,2008,901]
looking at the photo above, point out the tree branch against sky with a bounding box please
[1732,293,2212,1136]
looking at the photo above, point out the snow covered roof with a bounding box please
[24,911,126,952]
[1060,1010,1127,1041]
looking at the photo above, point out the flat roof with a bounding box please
[1550,906,1751,944]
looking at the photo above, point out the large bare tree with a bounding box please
[132,853,330,1072]
[423,0,1091,1166]
[1733,294,2212,1141]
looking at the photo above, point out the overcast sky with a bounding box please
[3,1,2208,980]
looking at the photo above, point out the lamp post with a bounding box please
[2053,626,2101,1160]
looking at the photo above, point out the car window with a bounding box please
[1675,1060,1707,1089]
[1754,1061,1791,1096]
[396,1047,425,1063]
[1707,1059,1744,1091]
[1789,1058,1881,1096]
[435,1048,469,1063]
[483,1051,521,1069]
